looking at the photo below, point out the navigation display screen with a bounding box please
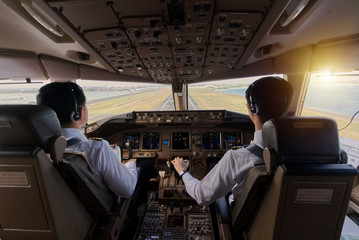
[142,132,160,150]
[202,132,221,150]
[223,132,242,150]
[123,132,140,149]
[172,132,190,150]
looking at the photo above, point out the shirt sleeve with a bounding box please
[92,141,138,198]
[182,150,238,205]
[182,148,260,206]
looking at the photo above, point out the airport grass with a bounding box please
[188,87,248,113]
[87,88,171,121]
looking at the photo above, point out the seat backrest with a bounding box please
[230,165,271,235]
[0,105,92,240]
[58,153,117,219]
[58,152,130,219]
[247,117,358,240]
[56,152,131,239]
[215,144,274,239]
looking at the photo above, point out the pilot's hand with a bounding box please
[171,157,189,174]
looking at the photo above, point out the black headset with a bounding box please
[245,83,259,114]
[246,76,288,114]
[67,83,81,121]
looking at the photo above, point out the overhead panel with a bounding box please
[205,44,245,76]
[84,27,149,79]
[166,0,214,83]
[173,45,206,82]
[204,12,261,78]
[137,46,173,83]
[84,28,130,50]
[48,0,271,83]
[123,16,170,82]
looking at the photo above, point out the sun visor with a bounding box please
[0,50,45,79]
[79,65,153,83]
[312,36,359,72]
[39,54,78,81]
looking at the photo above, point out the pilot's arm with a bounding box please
[172,149,256,206]
[172,155,235,205]
[91,140,137,198]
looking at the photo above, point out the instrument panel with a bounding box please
[122,130,241,152]
[85,110,254,240]
[86,110,253,160]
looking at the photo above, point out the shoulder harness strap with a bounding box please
[245,144,263,162]
[66,138,82,147]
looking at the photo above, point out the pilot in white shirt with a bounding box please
[37,82,138,199]
[174,131,263,205]
[172,76,293,205]
[62,128,137,198]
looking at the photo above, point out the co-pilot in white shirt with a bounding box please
[182,130,264,206]
[62,128,137,198]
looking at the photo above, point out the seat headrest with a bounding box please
[0,105,63,155]
[262,117,340,164]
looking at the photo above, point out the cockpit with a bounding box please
[1,0,359,239]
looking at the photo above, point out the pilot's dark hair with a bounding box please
[37,82,86,126]
[245,76,293,123]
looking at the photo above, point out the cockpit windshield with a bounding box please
[302,70,359,143]
[1,72,358,146]
[0,76,260,122]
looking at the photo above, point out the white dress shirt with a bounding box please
[182,130,264,206]
[62,128,137,198]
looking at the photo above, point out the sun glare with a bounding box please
[311,70,335,84]
[311,70,359,85]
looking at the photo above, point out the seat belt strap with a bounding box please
[66,138,82,147]
[245,144,264,161]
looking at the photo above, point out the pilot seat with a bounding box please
[0,105,129,240]
[218,117,358,240]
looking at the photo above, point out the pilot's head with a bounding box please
[37,82,87,126]
[245,76,293,124]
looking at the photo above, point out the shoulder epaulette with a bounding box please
[89,137,103,141]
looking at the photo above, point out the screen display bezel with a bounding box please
[141,132,161,150]
[123,132,141,150]
[223,132,243,150]
[201,132,221,150]
[171,132,191,150]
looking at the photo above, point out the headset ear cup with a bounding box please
[67,83,80,121]
[70,110,80,121]
[253,103,259,114]
[250,103,258,114]
[74,111,80,121]
[250,103,256,113]
[249,100,259,114]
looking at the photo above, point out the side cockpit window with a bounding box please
[301,71,359,163]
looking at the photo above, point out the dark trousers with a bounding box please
[127,159,157,216]
[120,160,157,239]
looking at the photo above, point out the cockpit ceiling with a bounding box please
[46,0,274,84]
